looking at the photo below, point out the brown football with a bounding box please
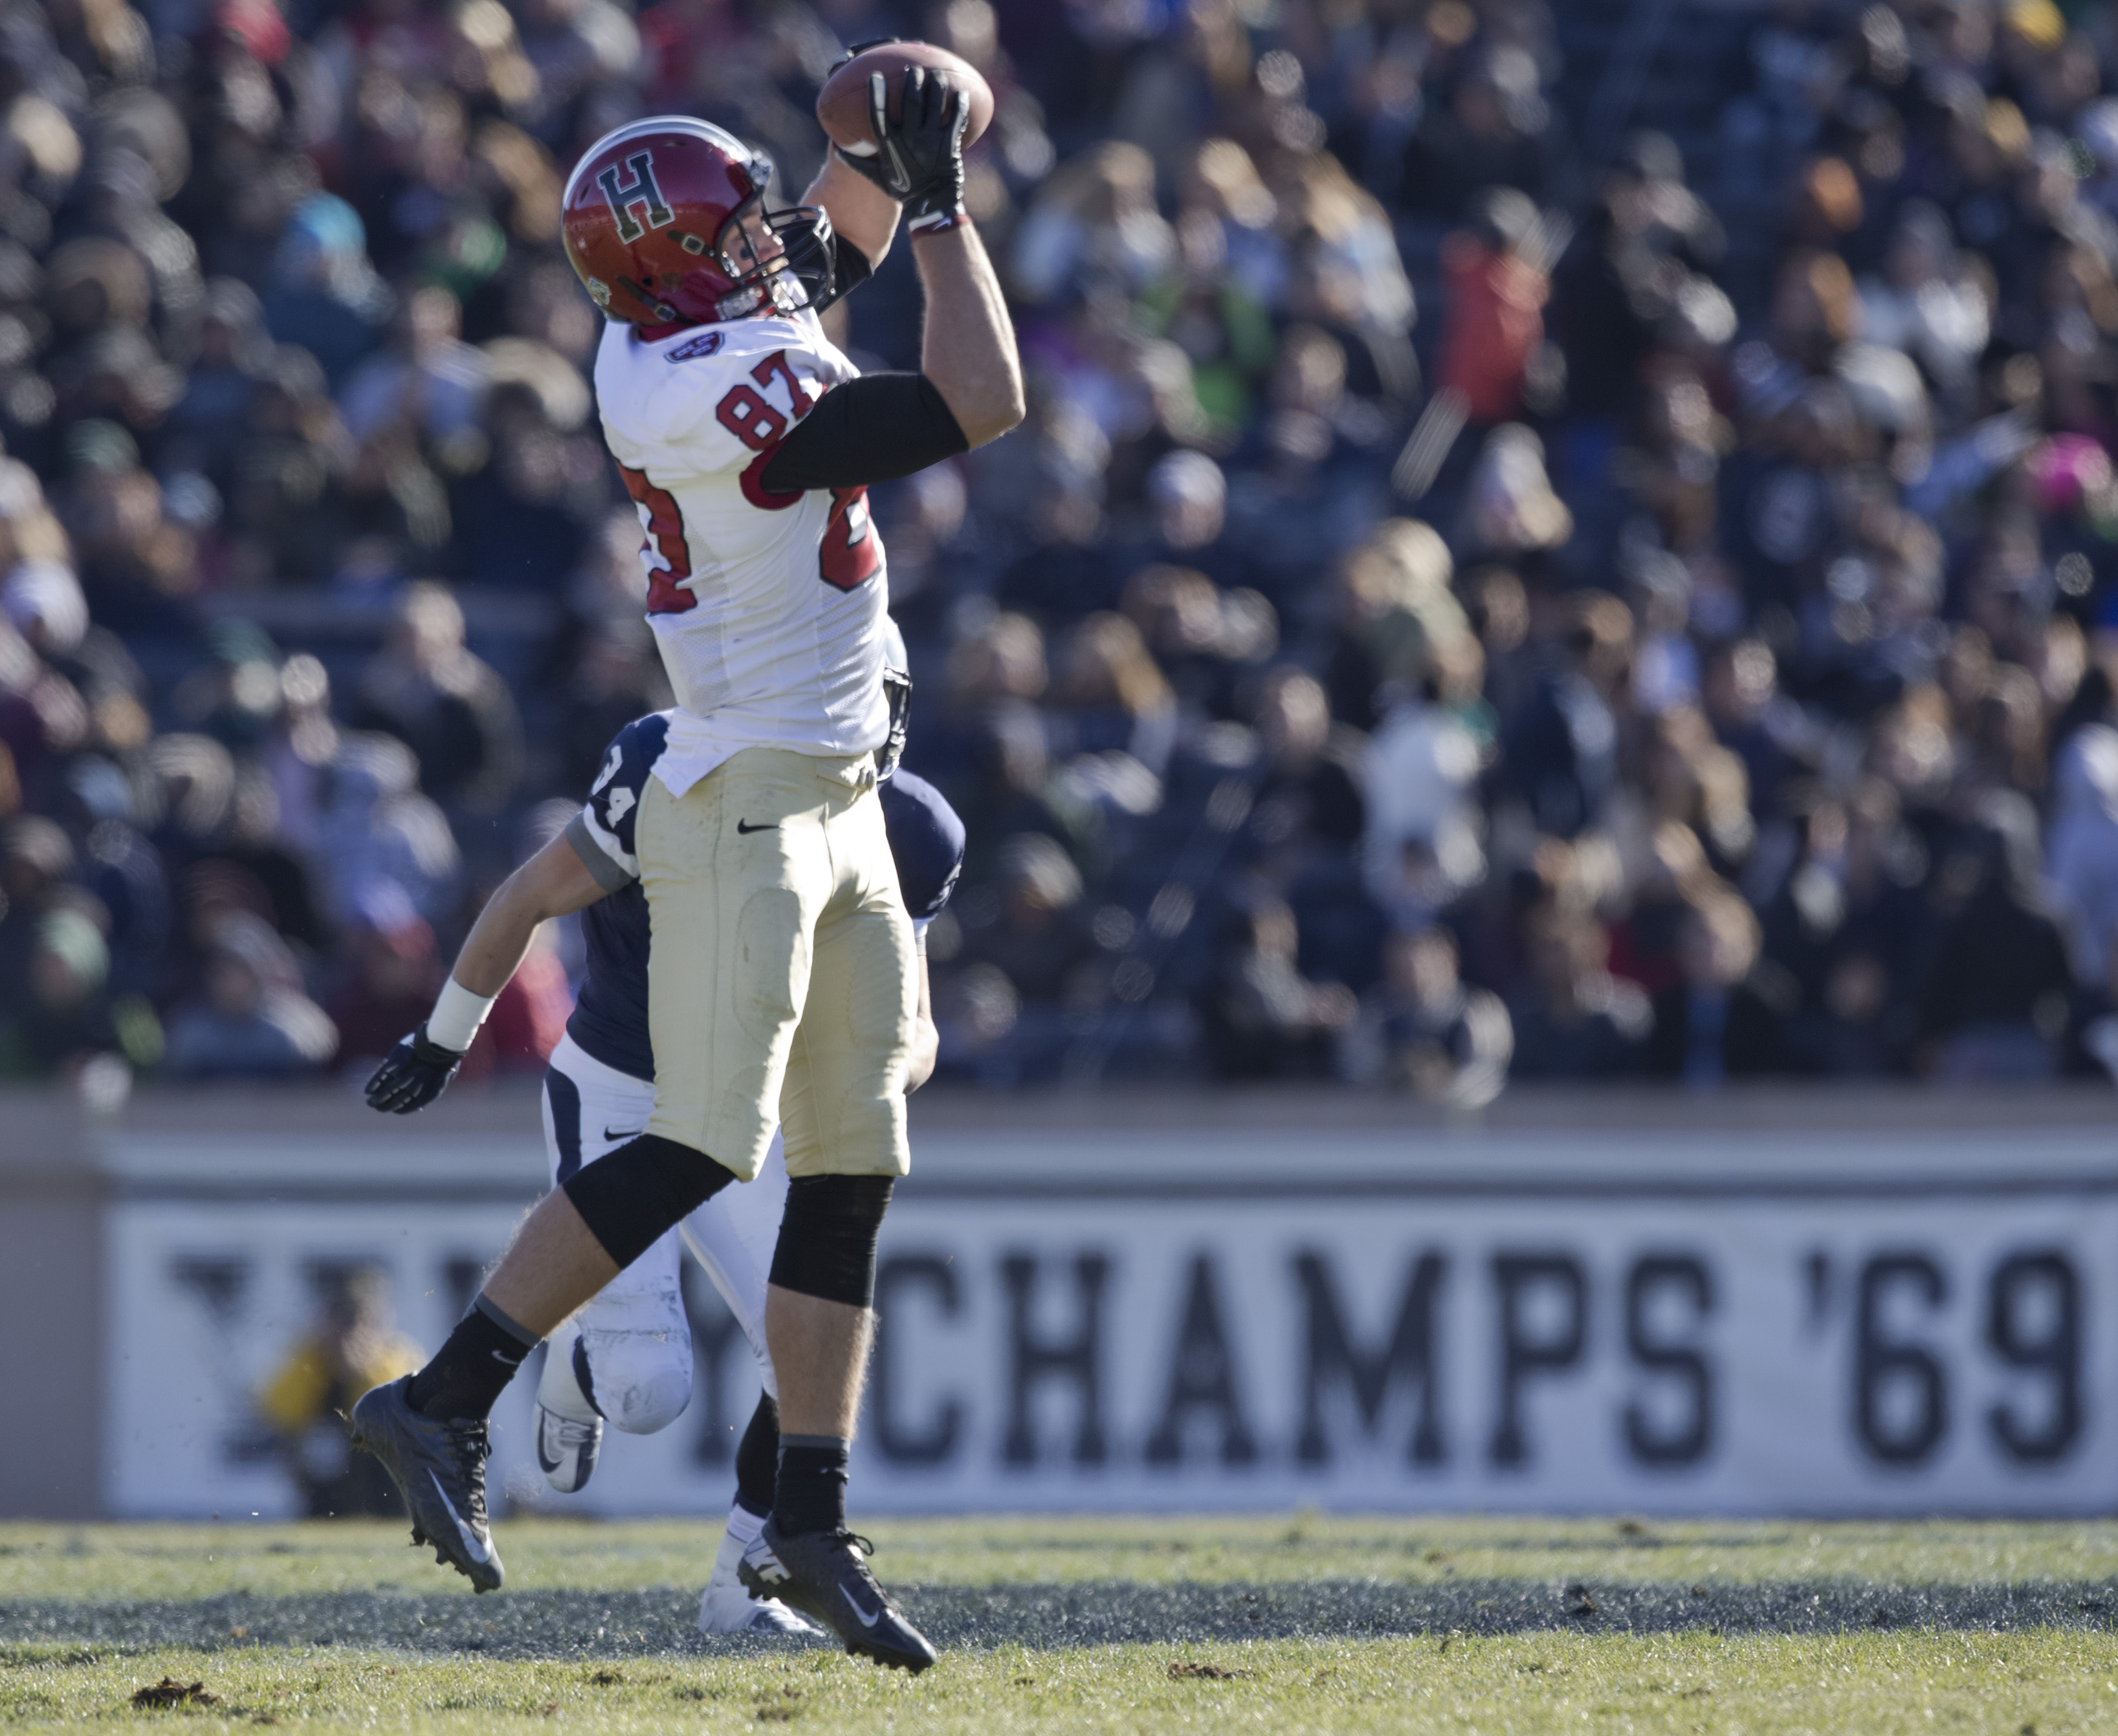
[817,41,994,156]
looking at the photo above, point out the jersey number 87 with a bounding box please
[621,350,881,614]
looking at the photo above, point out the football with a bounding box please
[816,40,995,157]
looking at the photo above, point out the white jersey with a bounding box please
[594,307,890,798]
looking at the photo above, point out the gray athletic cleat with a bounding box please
[347,1377,505,1592]
[737,1520,935,1671]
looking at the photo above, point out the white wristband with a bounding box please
[427,977,498,1053]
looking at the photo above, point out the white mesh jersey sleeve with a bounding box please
[591,310,892,787]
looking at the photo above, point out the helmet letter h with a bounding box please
[597,151,674,243]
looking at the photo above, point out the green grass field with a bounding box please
[6,1517,2118,1732]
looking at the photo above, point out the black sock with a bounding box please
[406,1296,541,1420]
[734,1394,780,1520]
[773,1434,849,1536]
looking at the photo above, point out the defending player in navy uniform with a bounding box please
[364,683,964,1638]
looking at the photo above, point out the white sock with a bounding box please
[724,1502,766,1546]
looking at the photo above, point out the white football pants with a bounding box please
[539,1032,786,1432]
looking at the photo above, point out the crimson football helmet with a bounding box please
[561,117,836,327]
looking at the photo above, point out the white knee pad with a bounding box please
[577,1323,693,1435]
[569,1227,694,1436]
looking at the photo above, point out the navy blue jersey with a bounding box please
[560,714,964,1082]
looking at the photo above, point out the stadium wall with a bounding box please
[4,1087,2117,1520]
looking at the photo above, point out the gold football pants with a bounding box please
[634,747,915,1181]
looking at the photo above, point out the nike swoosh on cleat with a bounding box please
[735,819,776,834]
[840,1585,882,1628]
[427,1471,492,1564]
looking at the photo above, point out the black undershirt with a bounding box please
[760,373,970,494]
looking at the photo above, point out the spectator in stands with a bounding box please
[0,906,127,1079]
[1917,795,2076,1081]
[260,194,391,390]
[1401,43,1562,223]
[2047,723,2118,987]
[256,1266,422,1518]
[960,825,1091,989]
[1642,894,1793,1087]
[338,285,489,452]
[14,0,2118,1096]
[1248,666,1364,853]
[325,877,443,1077]
[162,910,336,1080]
[350,582,521,816]
[1499,591,1631,841]
[1506,904,1651,1082]
[1012,142,1175,308]
[313,733,460,929]
[1856,201,1991,409]
[1362,637,1489,919]
[1434,187,1550,430]
[1552,133,1721,437]
[1045,611,1176,777]
[1341,925,1512,1106]
[1325,517,1468,732]
[1204,894,1357,1079]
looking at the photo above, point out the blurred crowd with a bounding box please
[11,0,2118,1097]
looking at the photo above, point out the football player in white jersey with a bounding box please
[352,61,1019,1674]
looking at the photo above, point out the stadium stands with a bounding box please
[3,0,2117,1093]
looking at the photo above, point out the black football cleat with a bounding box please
[738,1520,936,1672]
[347,1377,504,1592]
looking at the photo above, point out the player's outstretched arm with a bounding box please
[363,834,608,1114]
[910,216,1022,448]
[760,69,1020,498]
[827,63,1020,443]
[802,152,900,276]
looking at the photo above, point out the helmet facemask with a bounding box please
[712,184,839,321]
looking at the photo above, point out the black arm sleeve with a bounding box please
[760,373,969,494]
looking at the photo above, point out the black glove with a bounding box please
[364,1024,466,1115]
[833,64,969,227]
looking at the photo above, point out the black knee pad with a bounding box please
[562,1133,738,1269]
[769,1175,894,1307]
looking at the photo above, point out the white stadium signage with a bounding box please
[96,1117,2118,1519]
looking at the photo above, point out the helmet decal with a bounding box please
[562,116,838,329]
[596,151,675,243]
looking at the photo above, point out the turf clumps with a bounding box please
[131,1675,219,1708]
[1166,1661,1252,1680]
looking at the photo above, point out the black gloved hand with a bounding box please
[364,1024,466,1115]
[832,65,969,227]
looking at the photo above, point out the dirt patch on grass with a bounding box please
[130,1676,218,1708]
